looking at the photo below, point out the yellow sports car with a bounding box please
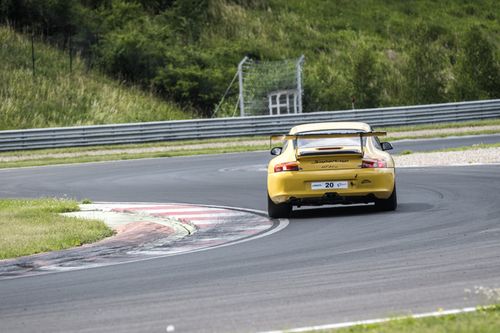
[267,122,397,218]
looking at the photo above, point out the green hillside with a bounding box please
[1,0,499,129]
[0,27,189,130]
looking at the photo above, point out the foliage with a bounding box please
[352,47,383,109]
[402,23,449,105]
[0,0,499,126]
[0,27,188,130]
[452,26,500,101]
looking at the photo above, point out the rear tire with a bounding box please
[267,194,292,218]
[375,186,397,211]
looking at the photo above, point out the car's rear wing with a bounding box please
[269,131,387,156]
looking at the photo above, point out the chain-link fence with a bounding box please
[238,55,304,116]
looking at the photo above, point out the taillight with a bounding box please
[274,162,300,172]
[361,158,387,168]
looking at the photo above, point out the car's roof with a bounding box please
[289,122,371,134]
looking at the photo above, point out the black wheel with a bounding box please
[375,186,398,211]
[267,194,292,218]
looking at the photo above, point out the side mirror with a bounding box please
[270,147,282,155]
[381,142,393,151]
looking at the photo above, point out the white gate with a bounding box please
[268,89,299,115]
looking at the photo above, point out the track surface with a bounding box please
[390,133,500,153]
[1,135,500,332]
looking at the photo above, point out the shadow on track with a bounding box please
[288,202,433,219]
[290,204,378,219]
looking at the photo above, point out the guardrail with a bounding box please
[1,99,499,151]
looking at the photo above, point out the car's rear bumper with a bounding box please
[268,168,395,205]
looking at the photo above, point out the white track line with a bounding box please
[260,307,478,333]
[107,206,201,212]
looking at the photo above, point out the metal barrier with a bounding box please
[1,99,499,151]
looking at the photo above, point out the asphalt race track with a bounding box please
[0,135,499,332]
[390,133,500,154]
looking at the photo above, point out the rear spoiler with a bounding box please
[269,131,387,156]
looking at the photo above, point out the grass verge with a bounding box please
[326,305,500,333]
[0,135,268,157]
[0,144,269,169]
[432,142,500,152]
[376,118,500,133]
[385,129,500,141]
[396,143,500,156]
[0,198,113,259]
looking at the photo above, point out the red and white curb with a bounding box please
[0,202,287,279]
[260,306,479,333]
[91,202,278,255]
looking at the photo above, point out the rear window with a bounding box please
[295,129,366,149]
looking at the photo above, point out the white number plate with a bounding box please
[311,181,348,190]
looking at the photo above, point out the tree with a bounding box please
[352,48,382,108]
[452,26,500,101]
[402,24,448,105]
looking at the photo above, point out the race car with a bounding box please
[267,122,397,218]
